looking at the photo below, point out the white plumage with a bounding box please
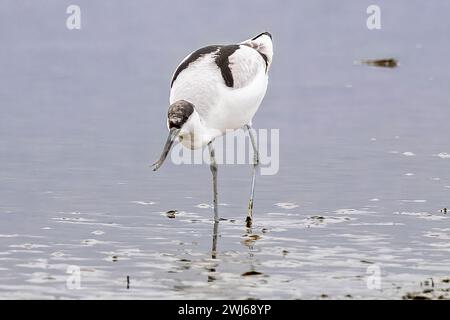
[169,32,273,149]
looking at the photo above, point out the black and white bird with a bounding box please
[152,32,273,227]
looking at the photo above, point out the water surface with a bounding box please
[1,0,450,299]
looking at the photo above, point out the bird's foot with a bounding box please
[245,216,253,228]
[246,200,253,228]
[151,161,162,171]
[253,155,260,167]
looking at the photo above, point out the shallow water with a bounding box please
[1,0,450,299]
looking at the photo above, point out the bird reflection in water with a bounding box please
[207,220,263,283]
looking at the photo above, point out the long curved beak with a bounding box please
[151,128,180,171]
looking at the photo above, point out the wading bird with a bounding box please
[152,32,273,227]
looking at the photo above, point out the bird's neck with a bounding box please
[180,114,222,149]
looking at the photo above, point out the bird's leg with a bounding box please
[208,220,219,282]
[208,141,219,222]
[244,124,259,228]
[211,220,219,259]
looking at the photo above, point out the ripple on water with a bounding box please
[195,203,211,209]
[130,201,156,205]
[393,211,447,221]
[423,230,450,240]
[349,222,404,226]
[274,203,299,209]
[26,272,59,284]
[16,259,50,269]
[9,243,49,249]
[334,209,374,215]
[50,251,65,258]
[305,215,354,227]
[52,215,122,228]
[435,152,450,159]
[81,239,111,246]
[402,152,415,157]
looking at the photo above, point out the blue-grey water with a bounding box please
[1,0,449,299]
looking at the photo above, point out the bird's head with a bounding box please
[152,100,197,171]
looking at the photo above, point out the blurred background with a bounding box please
[0,0,449,299]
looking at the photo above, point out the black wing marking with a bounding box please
[171,44,240,88]
[171,45,220,87]
[214,45,240,88]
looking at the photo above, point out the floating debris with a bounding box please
[241,270,263,277]
[440,208,448,214]
[421,278,435,288]
[360,58,398,68]
[403,277,450,300]
[178,258,191,270]
[304,214,353,227]
[81,239,105,246]
[360,260,374,264]
[403,292,432,300]
[166,210,178,219]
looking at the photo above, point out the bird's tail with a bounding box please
[240,32,273,69]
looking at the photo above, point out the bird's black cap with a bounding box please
[168,100,194,129]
